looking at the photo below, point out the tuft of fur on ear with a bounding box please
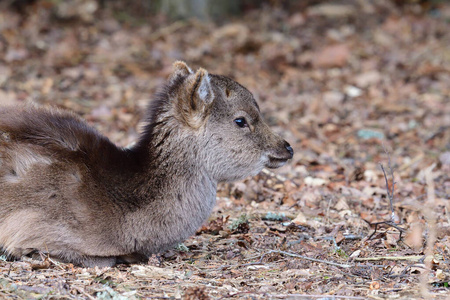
[175,68,215,129]
[191,68,214,108]
[169,61,193,84]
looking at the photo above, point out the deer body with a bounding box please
[0,62,293,267]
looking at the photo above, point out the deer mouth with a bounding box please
[265,156,289,169]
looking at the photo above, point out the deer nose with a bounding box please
[284,141,294,158]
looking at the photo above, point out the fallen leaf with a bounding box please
[313,44,350,68]
[292,211,307,225]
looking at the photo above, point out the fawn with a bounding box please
[0,62,293,267]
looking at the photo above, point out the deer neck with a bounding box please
[118,122,217,254]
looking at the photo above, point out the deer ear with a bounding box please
[192,68,214,107]
[169,61,193,83]
[176,68,215,129]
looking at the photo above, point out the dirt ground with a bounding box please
[0,0,449,299]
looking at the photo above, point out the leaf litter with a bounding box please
[0,0,449,299]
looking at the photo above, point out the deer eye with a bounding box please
[234,117,248,128]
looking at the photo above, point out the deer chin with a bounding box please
[265,156,288,169]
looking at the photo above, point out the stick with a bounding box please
[420,165,438,297]
[261,250,353,268]
[381,146,397,222]
[380,166,395,222]
[224,249,353,270]
[272,294,366,299]
[363,149,405,241]
[222,292,366,300]
[354,255,437,262]
[362,219,406,241]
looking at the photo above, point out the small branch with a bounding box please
[381,145,397,222]
[390,263,428,278]
[354,255,437,262]
[364,149,405,241]
[222,292,366,300]
[362,219,406,241]
[226,249,353,269]
[261,250,353,268]
[74,286,96,300]
[271,294,366,299]
[420,165,438,297]
[210,249,353,271]
[380,164,395,221]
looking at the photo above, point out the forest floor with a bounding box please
[0,0,449,299]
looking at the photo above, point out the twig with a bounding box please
[74,286,96,300]
[353,255,437,262]
[362,219,406,241]
[242,249,353,269]
[221,292,366,300]
[390,263,428,278]
[343,234,363,240]
[380,163,395,222]
[7,263,12,277]
[319,235,340,252]
[258,250,352,268]
[200,260,266,271]
[271,294,366,299]
[363,149,405,241]
[424,125,449,143]
[38,250,65,271]
[420,165,438,297]
[218,291,266,300]
[381,146,396,222]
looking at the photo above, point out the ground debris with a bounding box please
[0,0,449,299]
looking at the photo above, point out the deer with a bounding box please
[0,62,293,267]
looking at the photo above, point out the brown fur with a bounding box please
[0,62,293,267]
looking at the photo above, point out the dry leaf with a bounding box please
[292,211,307,225]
